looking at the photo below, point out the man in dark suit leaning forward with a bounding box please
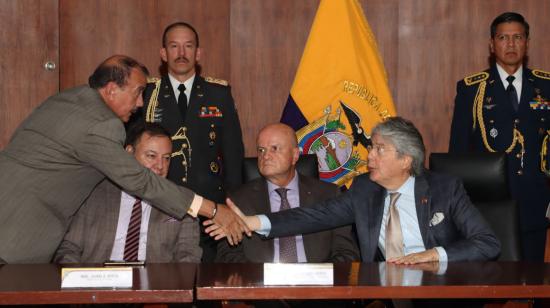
[216,123,359,263]
[208,117,500,264]
[54,122,201,263]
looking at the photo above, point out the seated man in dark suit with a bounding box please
[208,117,500,264]
[216,123,359,263]
[54,122,201,263]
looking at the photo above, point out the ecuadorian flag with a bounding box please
[281,0,396,186]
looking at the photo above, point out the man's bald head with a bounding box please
[89,55,149,89]
[257,123,298,148]
[256,123,300,187]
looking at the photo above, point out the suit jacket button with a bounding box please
[517,170,523,175]
[516,153,521,159]
[514,119,520,124]
[218,186,222,191]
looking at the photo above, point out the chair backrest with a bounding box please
[429,152,521,261]
[429,152,508,202]
[242,154,319,183]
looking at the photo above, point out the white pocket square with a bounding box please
[429,212,445,227]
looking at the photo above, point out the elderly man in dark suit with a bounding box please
[209,117,500,264]
[0,55,247,264]
[449,12,550,261]
[54,122,201,263]
[216,123,359,263]
[132,22,244,262]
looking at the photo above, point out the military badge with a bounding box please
[210,161,219,174]
[529,95,550,110]
[199,106,223,118]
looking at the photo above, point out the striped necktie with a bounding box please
[123,198,142,261]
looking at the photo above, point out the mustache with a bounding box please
[175,56,189,63]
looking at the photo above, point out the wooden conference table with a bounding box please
[0,263,196,305]
[1,262,550,305]
[196,262,550,300]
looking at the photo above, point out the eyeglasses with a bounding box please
[367,144,397,156]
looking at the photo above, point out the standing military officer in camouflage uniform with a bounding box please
[133,22,244,262]
[450,12,550,261]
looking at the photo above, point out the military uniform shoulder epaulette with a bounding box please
[464,71,489,86]
[147,77,161,84]
[205,76,228,86]
[532,69,550,80]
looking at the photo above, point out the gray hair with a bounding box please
[371,116,425,176]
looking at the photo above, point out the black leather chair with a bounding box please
[429,152,522,261]
[242,154,319,183]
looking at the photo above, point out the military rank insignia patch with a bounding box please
[200,106,223,118]
[529,95,550,110]
[205,76,229,86]
[533,69,550,80]
[464,72,489,86]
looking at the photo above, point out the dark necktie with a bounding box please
[385,192,403,260]
[123,198,142,261]
[177,83,188,119]
[506,75,519,111]
[275,188,298,263]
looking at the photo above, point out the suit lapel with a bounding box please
[188,76,206,123]
[146,207,161,258]
[520,68,535,114]
[252,180,275,260]
[101,183,123,259]
[369,186,385,257]
[414,175,431,247]
[158,76,184,131]
[298,175,316,260]
[486,66,516,114]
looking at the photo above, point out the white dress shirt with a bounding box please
[168,73,195,105]
[378,176,447,262]
[109,192,153,261]
[267,171,307,263]
[496,63,522,103]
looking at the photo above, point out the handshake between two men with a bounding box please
[204,118,501,265]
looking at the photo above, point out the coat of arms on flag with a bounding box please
[297,103,368,186]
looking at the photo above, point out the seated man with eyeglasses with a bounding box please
[208,116,501,265]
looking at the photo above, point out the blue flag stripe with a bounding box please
[280,95,309,130]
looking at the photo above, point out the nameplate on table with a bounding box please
[61,267,133,288]
[263,263,333,285]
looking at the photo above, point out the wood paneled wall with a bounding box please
[0,0,59,147]
[3,0,550,158]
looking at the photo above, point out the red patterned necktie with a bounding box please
[275,188,298,263]
[123,198,142,261]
